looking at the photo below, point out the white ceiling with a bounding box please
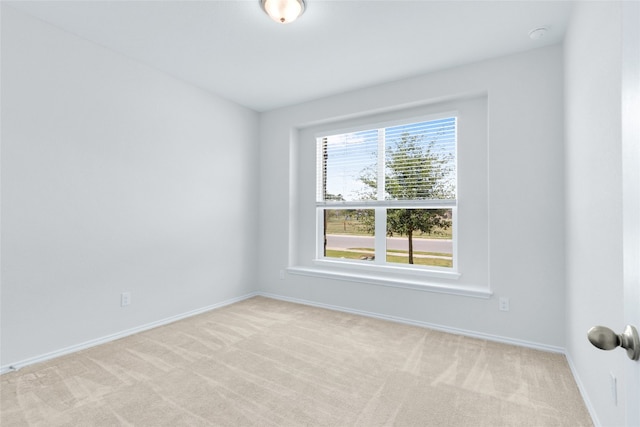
[6,0,574,112]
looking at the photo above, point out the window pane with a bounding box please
[385,208,453,268]
[318,130,379,202]
[324,209,375,261]
[385,118,456,201]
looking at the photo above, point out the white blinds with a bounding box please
[317,117,456,204]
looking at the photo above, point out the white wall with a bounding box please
[564,2,626,426]
[2,5,631,424]
[0,6,259,367]
[258,45,566,349]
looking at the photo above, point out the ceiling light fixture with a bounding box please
[261,0,305,24]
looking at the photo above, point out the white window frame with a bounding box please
[314,112,459,278]
[287,96,491,298]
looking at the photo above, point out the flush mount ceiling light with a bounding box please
[261,0,306,24]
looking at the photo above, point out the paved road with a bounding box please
[326,234,452,253]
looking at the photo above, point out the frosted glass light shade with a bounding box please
[261,0,305,24]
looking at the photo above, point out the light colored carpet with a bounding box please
[1,296,592,426]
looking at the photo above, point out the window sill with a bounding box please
[315,258,462,280]
[287,263,492,299]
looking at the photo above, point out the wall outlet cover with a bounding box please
[121,292,131,307]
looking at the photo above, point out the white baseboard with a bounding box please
[565,353,601,427]
[0,290,565,375]
[257,291,566,354]
[0,292,259,375]
[3,289,596,426]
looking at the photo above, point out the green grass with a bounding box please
[325,249,453,268]
[324,217,367,235]
[386,255,452,268]
[350,248,452,257]
[325,249,372,260]
[324,215,452,239]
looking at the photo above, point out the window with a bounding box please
[316,116,457,272]
[289,96,488,296]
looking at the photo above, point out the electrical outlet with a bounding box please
[499,297,510,311]
[279,269,285,280]
[121,292,131,307]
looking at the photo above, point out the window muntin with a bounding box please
[317,116,457,271]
